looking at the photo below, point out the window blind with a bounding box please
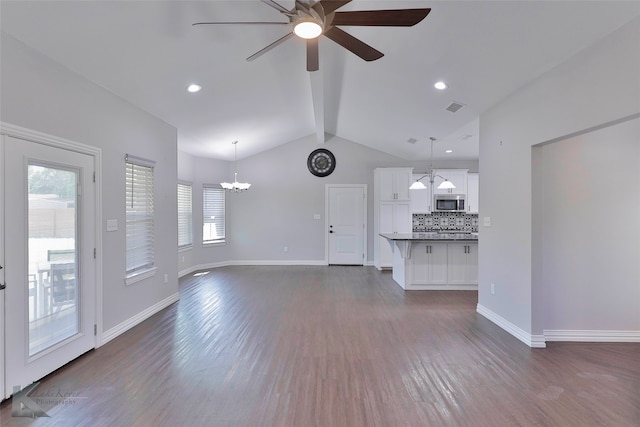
[177,183,193,248]
[203,186,225,244]
[126,160,155,275]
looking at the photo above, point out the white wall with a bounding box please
[478,17,640,343]
[539,118,640,332]
[179,134,478,269]
[0,34,179,334]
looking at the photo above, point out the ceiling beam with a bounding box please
[308,69,325,144]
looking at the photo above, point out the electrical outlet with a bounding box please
[284,246,288,253]
[106,219,118,232]
[164,274,168,284]
[490,283,495,295]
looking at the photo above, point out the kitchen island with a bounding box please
[379,232,478,290]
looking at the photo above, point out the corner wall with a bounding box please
[478,17,640,344]
[538,117,640,337]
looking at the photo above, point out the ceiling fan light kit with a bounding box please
[193,0,431,72]
[293,20,323,39]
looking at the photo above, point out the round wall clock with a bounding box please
[307,148,336,177]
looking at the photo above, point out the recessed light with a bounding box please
[445,149,453,153]
[187,84,202,93]
[434,81,447,90]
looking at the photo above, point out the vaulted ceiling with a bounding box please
[2,1,639,161]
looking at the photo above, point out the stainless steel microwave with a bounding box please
[434,194,465,212]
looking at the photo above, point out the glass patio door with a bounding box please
[3,135,96,398]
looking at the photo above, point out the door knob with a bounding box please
[0,282,5,290]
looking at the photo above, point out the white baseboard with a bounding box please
[544,329,640,342]
[179,262,227,278]
[476,304,546,348]
[227,260,327,266]
[100,292,179,346]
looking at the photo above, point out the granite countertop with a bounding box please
[379,232,478,241]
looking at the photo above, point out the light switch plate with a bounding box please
[106,219,118,232]
[483,217,491,227]
[313,214,321,220]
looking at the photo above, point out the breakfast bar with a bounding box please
[379,232,479,290]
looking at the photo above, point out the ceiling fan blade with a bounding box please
[318,0,352,15]
[246,32,294,62]
[331,9,431,26]
[324,26,383,62]
[193,21,289,26]
[261,0,294,16]
[307,38,319,72]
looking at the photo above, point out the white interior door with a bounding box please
[327,185,366,265]
[3,135,96,398]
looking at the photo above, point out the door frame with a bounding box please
[0,123,103,398]
[324,184,368,265]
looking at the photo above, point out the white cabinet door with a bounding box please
[377,168,412,201]
[379,202,411,234]
[411,243,429,284]
[412,243,447,285]
[447,243,478,285]
[428,243,448,284]
[466,243,478,284]
[467,173,479,213]
[410,174,432,213]
[393,202,411,233]
[433,169,468,195]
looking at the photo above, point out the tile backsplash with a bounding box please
[413,212,478,232]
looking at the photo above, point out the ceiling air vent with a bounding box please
[446,102,465,113]
[406,137,418,144]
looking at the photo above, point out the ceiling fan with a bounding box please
[193,0,430,71]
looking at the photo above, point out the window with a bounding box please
[203,186,225,244]
[177,183,193,248]
[125,155,155,281]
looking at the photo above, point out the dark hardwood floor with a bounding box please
[2,266,639,426]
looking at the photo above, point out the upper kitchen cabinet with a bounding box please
[466,173,479,214]
[375,168,412,201]
[410,173,432,213]
[433,169,468,195]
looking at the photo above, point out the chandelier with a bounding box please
[220,141,251,192]
[409,137,457,190]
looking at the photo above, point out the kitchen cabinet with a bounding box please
[380,235,478,290]
[409,173,432,213]
[433,169,468,195]
[447,243,478,285]
[411,243,447,285]
[376,168,412,201]
[374,168,413,269]
[466,173,479,213]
